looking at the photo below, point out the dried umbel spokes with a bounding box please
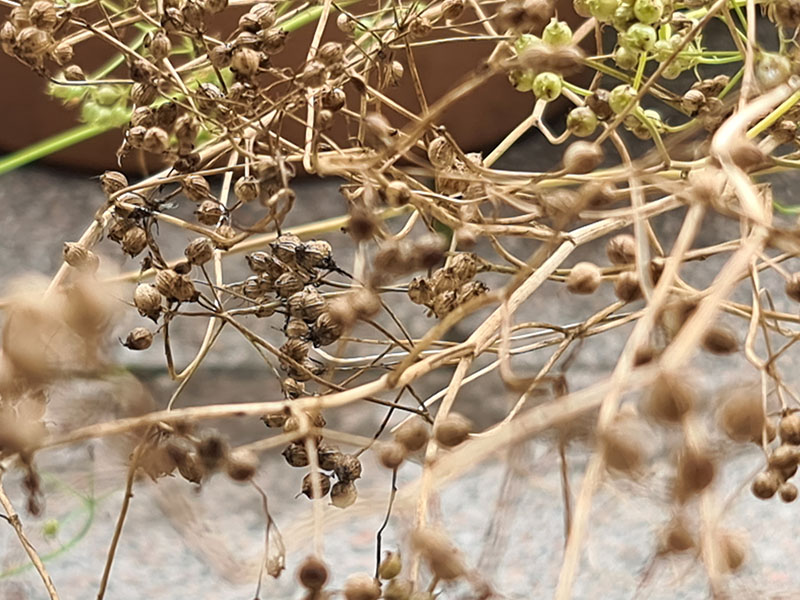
[8,0,800,594]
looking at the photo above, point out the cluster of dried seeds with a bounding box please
[407,252,488,318]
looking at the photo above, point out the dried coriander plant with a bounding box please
[3,0,800,597]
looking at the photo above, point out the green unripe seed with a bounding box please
[567,106,599,137]
[588,0,619,22]
[509,70,535,92]
[614,45,639,70]
[514,34,539,54]
[109,104,132,128]
[543,19,572,47]
[624,23,657,52]
[532,72,562,102]
[608,84,638,114]
[652,39,673,62]
[94,85,120,106]
[633,0,663,24]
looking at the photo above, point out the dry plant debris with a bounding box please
[3,0,800,597]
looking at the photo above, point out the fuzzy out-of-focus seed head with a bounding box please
[566,261,602,294]
[377,441,406,469]
[645,372,695,425]
[434,413,472,447]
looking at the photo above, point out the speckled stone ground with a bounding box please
[1,133,800,600]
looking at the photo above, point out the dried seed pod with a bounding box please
[147,29,171,60]
[409,15,432,38]
[717,531,747,572]
[321,86,346,112]
[16,26,49,57]
[379,551,402,580]
[288,287,326,322]
[614,271,642,302]
[242,275,272,299]
[751,470,781,499]
[184,237,214,265]
[681,88,706,114]
[377,441,406,469]
[768,444,800,470]
[197,433,229,471]
[274,272,304,298]
[718,387,770,444]
[434,413,472,447]
[601,420,645,476]
[343,573,380,600]
[297,555,328,590]
[384,180,412,207]
[251,2,276,28]
[205,0,228,13]
[336,11,357,35]
[786,272,800,302]
[238,11,260,31]
[50,40,73,64]
[131,82,156,105]
[312,312,342,346]
[271,233,302,264]
[208,43,231,69]
[142,127,170,154]
[411,528,466,581]
[675,447,715,500]
[563,141,604,174]
[234,176,260,204]
[428,136,455,169]
[442,0,465,19]
[62,242,99,272]
[260,27,287,54]
[130,107,154,131]
[134,284,162,320]
[231,46,260,77]
[780,482,798,502]
[449,252,480,282]
[395,418,429,452]
[225,448,259,482]
[317,41,344,66]
[154,269,197,302]
[301,472,332,499]
[296,240,334,270]
[383,579,412,600]
[701,325,738,354]
[182,174,211,203]
[330,481,358,509]
[29,2,57,31]
[100,170,128,197]
[196,200,223,225]
[280,339,310,367]
[606,234,636,265]
[121,226,148,257]
[282,442,309,467]
[779,413,800,445]
[246,251,284,277]
[432,291,457,317]
[334,454,363,481]
[566,261,602,294]
[646,372,695,424]
[316,444,341,471]
[285,318,309,339]
[300,60,326,88]
[408,277,434,306]
[123,327,153,350]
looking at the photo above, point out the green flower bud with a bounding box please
[614,45,639,70]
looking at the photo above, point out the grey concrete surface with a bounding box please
[1,129,800,600]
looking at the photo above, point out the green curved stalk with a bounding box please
[0,123,111,176]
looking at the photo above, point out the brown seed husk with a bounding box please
[411,528,466,581]
[343,573,381,600]
[718,386,768,444]
[394,418,430,452]
[225,448,259,482]
[645,372,695,424]
[377,441,406,469]
[566,261,602,294]
[675,447,715,501]
[297,555,328,590]
[751,470,781,499]
[330,481,358,508]
[779,412,800,445]
[434,413,472,447]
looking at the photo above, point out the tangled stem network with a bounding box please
[4,0,800,596]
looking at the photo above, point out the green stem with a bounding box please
[0,123,110,176]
